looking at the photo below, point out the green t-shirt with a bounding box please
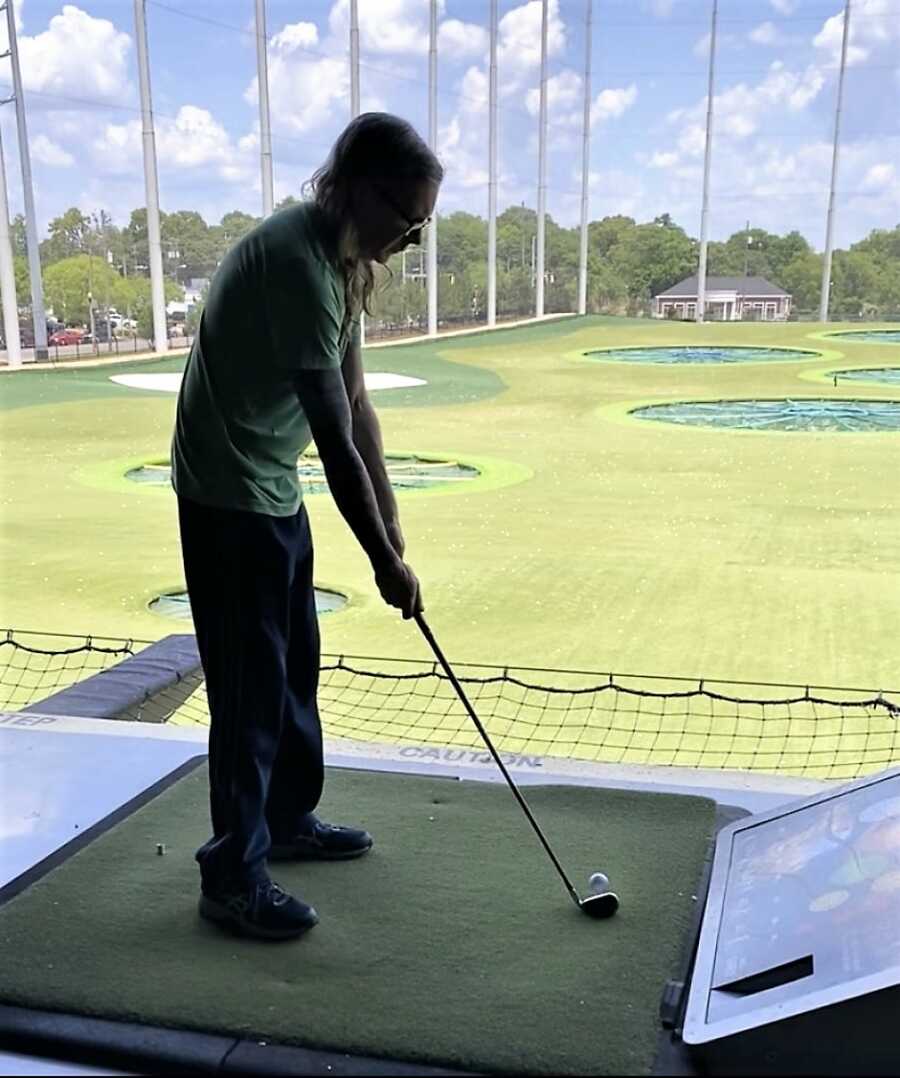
[171,201,358,516]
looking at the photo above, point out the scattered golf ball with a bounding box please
[589,872,610,894]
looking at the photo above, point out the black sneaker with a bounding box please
[198,878,319,941]
[269,816,374,862]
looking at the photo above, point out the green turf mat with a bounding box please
[0,766,715,1075]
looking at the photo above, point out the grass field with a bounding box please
[2,314,898,702]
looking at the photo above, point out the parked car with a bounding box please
[49,328,85,346]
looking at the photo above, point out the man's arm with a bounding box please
[341,330,403,554]
[294,365,398,574]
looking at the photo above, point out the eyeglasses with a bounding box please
[371,181,432,242]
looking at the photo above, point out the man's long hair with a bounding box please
[302,113,443,340]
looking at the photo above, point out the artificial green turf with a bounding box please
[1,314,899,697]
[0,765,716,1076]
[0,334,507,412]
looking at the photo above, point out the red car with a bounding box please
[49,328,86,345]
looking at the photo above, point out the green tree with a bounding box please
[497,266,533,317]
[13,256,31,305]
[851,224,900,263]
[437,212,487,276]
[11,214,28,258]
[123,276,185,340]
[608,220,696,310]
[123,208,151,274]
[43,255,129,324]
[162,210,215,278]
[781,252,822,314]
[496,205,537,272]
[830,251,881,319]
[588,215,636,259]
[40,208,90,265]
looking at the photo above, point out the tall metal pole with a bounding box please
[0,121,21,367]
[4,0,47,360]
[578,0,592,317]
[349,0,364,345]
[255,0,274,217]
[535,0,548,319]
[350,0,360,118]
[695,0,717,324]
[134,0,168,354]
[487,0,498,328]
[820,0,851,323]
[426,0,438,337]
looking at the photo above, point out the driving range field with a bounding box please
[1,313,898,710]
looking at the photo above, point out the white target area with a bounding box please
[109,372,426,393]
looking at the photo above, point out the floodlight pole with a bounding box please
[4,0,47,360]
[535,0,548,319]
[255,0,274,217]
[0,120,21,366]
[134,0,168,354]
[696,0,717,324]
[487,0,498,328]
[578,0,593,317]
[426,0,438,337]
[349,0,364,345]
[819,0,851,324]
[350,0,360,117]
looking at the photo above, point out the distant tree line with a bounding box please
[7,198,899,341]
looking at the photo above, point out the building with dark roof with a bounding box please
[653,276,792,322]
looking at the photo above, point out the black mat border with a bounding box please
[3,757,731,1076]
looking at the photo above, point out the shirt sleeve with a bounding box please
[264,256,347,372]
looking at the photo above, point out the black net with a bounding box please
[3,630,899,781]
[0,630,135,712]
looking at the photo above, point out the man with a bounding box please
[171,113,443,941]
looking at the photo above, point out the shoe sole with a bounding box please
[198,896,319,941]
[268,840,374,862]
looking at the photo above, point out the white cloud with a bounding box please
[438,19,488,60]
[667,62,825,155]
[813,0,900,68]
[525,69,582,118]
[329,0,445,56]
[437,116,488,190]
[591,84,638,126]
[246,23,348,136]
[458,65,488,113]
[523,70,630,142]
[93,106,255,183]
[649,151,679,169]
[15,5,132,104]
[749,22,780,46]
[862,162,896,190]
[498,0,566,87]
[270,21,319,53]
[693,32,711,58]
[30,133,74,167]
[693,30,739,58]
[0,0,25,51]
[770,0,795,12]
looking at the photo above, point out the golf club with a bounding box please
[414,612,619,920]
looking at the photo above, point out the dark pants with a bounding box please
[177,495,324,890]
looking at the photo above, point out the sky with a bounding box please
[0,0,898,249]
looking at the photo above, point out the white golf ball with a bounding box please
[589,872,610,894]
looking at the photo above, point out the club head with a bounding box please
[578,891,619,919]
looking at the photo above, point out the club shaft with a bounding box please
[415,613,581,907]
